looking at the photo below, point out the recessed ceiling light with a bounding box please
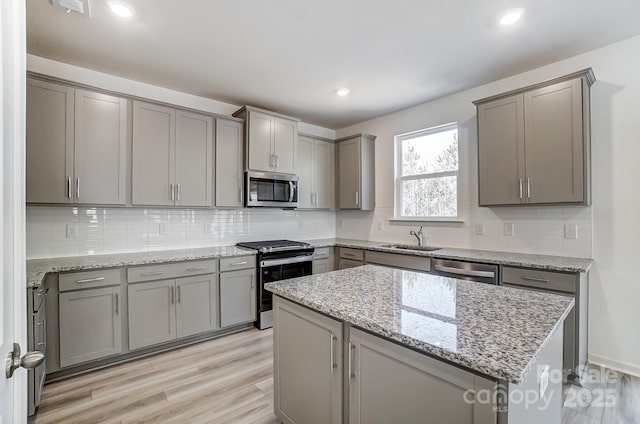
[336,88,350,97]
[499,8,524,26]
[109,2,134,18]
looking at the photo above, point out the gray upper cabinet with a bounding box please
[233,106,299,174]
[215,118,244,207]
[297,135,335,210]
[219,267,256,328]
[174,110,214,207]
[59,286,122,367]
[26,78,127,205]
[132,101,214,207]
[475,69,594,206]
[337,133,376,210]
[74,90,127,205]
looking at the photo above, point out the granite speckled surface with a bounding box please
[27,246,256,288]
[304,238,593,272]
[266,264,574,384]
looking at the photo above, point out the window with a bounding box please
[395,123,459,219]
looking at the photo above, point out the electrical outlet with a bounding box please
[539,365,549,398]
[204,223,213,234]
[159,223,168,235]
[504,223,515,236]
[564,224,578,239]
[66,224,78,238]
[377,220,384,231]
[475,223,485,235]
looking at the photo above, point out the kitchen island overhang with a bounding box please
[266,265,574,423]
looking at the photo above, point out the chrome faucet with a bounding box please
[410,226,424,247]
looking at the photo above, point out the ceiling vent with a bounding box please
[52,0,91,17]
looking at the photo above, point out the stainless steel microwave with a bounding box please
[245,171,299,208]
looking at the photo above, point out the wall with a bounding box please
[336,35,640,375]
[26,206,335,258]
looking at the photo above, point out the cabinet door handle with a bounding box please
[67,177,72,199]
[140,271,164,277]
[238,187,243,203]
[250,275,255,289]
[348,342,355,380]
[170,184,175,201]
[76,177,80,199]
[176,184,181,201]
[114,293,119,315]
[519,178,523,199]
[177,286,181,303]
[170,286,175,304]
[330,334,337,373]
[231,261,249,266]
[274,154,280,168]
[270,154,274,168]
[522,276,550,283]
[527,177,531,199]
[75,277,105,284]
[355,191,359,206]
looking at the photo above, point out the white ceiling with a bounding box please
[27,0,640,129]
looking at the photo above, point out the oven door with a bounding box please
[246,171,298,208]
[259,255,312,314]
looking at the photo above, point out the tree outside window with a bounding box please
[395,123,459,218]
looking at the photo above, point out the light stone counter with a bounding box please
[304,238,593,273]
[266,264,574,384]
[27,246,256,288]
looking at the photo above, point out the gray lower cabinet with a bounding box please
[176,275,219,338]
[348,328,496,424]
[128,279,177,350]
[364,250,431,272]
[273,297,343,424]
[313,247,335,274]
[59,286,122,367]
[338,259,363,270]
[219,268,256,328]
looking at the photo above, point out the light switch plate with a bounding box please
[66,224,78,238]
[377,220,384,231]
[539,365,549,398]
[475,223,485,235]
[159,223,168,235]
[564,224,578,239]
[504,223,514,236]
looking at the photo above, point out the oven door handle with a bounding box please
[289,181,295,203]
[261,255,312,267]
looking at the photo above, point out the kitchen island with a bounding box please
[266,265,574,424]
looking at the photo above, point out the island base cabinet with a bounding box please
[273,297,343,424]
[348,328,497,424]
[59,286,122,368]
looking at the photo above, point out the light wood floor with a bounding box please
[31,327,639,423]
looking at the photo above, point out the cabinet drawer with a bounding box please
[59,269,121,292]
[502,267,576,294]
[339,258,363,269]
[339,247,364,261]
[128,260,217,283]
[220,255,256,272]
[365,251,431,272]
[314,247,332,259]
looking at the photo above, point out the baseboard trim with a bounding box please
[589,353,640,378]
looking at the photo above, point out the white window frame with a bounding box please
[393,122,461,222]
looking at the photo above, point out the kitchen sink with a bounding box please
[379,244,441,252]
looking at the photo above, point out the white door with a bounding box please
[1,0,28,422]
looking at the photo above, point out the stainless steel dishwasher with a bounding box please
[432,258,499,284]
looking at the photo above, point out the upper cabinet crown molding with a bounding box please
[26,78,127,205]
[474,69,595,207]
[233,105,299,175]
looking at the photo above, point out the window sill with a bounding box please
[389,217,465,224]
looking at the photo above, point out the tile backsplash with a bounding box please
[26,206,337,259]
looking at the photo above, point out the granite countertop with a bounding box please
[27,246,256,288]
[266,264,574,384]
[304,238,593,273]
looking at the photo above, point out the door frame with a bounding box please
[1,0,27,421]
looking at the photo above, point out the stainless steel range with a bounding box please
[236,240,314,329]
